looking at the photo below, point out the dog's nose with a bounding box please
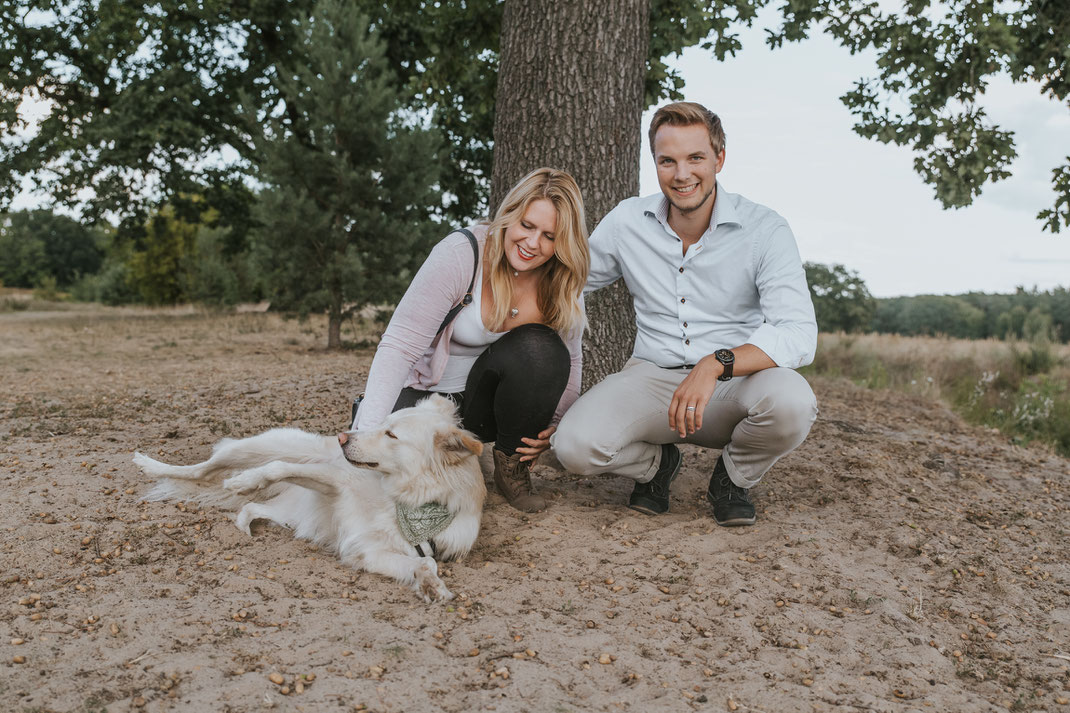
[337,432,348,446]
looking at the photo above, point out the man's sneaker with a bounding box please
[628,444,682,516]
[706,456,756,526]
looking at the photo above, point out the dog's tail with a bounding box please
[142,478,255,509]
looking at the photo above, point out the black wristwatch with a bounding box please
[714,349,735,381]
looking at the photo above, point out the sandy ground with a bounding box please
[1,307,1068,713]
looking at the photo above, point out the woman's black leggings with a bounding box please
[391,323,571,455]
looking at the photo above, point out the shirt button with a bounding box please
[679,267,684,273]
[680,298,685,304]
[683,322,688,328]
[685,339,690,345]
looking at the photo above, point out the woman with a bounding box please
[353,167,589,512]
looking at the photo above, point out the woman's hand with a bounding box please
[517,426,556,462]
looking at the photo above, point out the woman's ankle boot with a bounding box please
[492,448,546,512]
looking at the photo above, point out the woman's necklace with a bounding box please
[510,270,520,318]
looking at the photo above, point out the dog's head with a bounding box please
[339,394,485,506]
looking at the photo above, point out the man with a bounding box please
[552,101,818,527]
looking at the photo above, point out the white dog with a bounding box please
[133,395,485,601]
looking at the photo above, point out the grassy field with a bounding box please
[804,333,1070,456]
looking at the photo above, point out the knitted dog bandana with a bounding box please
[395,501,455,548]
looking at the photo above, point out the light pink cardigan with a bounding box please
[355,224,584,430]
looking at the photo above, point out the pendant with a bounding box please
[510,308,519,318]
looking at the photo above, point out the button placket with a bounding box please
[676,244,703,361]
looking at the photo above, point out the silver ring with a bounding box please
[686,406,696,411]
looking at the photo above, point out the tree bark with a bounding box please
[492,0,649,390]
[328,299,342,349]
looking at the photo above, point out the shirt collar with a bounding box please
[710,185,742,229]
[640,192,670,225]
[642,183,743,237]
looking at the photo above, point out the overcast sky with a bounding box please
[637,14,1070,298]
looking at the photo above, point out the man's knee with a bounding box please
[552,407,628,476]
[550,425,598,475]
[551,361,658,475]
[767,373,818,445]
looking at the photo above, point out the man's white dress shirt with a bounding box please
[586,186,817,369]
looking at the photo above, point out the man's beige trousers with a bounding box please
[552,358,818,488]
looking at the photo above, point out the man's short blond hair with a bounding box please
[648,102,725,156]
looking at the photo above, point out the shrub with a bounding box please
[1012,342,1056,376]
[69,258,138,305]
[33,275,61,301]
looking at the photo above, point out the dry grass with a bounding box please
[805,332,1070,454]
[0,301,387,359]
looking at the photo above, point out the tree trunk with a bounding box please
[327,301,342,349]
[491,0,648,390]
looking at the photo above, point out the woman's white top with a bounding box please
[356,226,582,431]
[427,265,504,394]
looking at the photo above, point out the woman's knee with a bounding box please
[491,323,570,375]
[501,322,566,351]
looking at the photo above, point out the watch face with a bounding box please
[715,349,734,381]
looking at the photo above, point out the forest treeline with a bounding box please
[803,261,1070,343]
[2,206,1067,345]
[1,207,270,307]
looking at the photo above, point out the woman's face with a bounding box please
[504,198,558,274]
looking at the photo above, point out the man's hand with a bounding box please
[668,356,723,437]
[517,426,556,463]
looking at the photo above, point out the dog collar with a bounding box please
[396,501,455,557]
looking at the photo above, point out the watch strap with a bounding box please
[715,349,734,381]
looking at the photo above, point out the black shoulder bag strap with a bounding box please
[434,228,480,338]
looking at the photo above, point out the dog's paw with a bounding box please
[132,452,165,474]
[415,558,454,603]
[234,507,255,536]
[223,471,261,495]
[419,577,454,603]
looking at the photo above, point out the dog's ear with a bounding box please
[435,427,483,464]
[460,433,483,457]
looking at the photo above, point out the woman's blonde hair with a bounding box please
[484,167,589,334]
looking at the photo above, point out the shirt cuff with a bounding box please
[745,323,801,368]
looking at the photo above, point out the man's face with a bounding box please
[653,123,724,216]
